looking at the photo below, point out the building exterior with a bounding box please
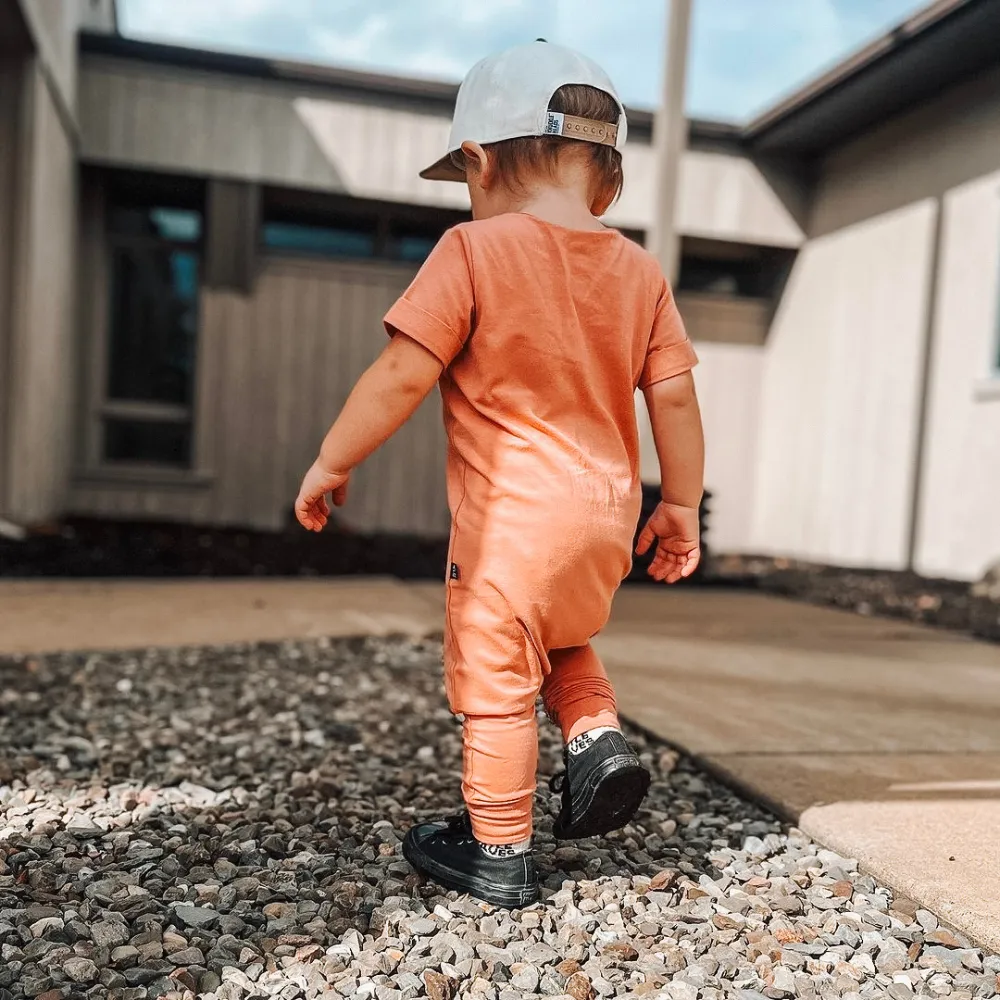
[1,0,998,581]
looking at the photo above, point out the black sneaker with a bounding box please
[550,730,651,839]
[402,812,540,909]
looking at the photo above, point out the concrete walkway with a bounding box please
[1,578,997,951]
[595,588,1000,953]
[0,577,443,654]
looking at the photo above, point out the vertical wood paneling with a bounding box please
[77,176,108,471]
[79,57,111,152]
[272,256,300,524]
[205,180,259,291]
[346,276,393,530]
[18,0,80,114]
[77,256,451,536]
[5,61,77,523]
[0,57,22,509]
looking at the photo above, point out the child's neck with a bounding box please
[513,186,605,233]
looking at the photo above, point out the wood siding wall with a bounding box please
[676,293,770,346]
[71,256,452,537]
[0,57,22,509]
[18,0,81,117]
[77,55,804,248]
[2,59,77,523]
[0,57,21,509]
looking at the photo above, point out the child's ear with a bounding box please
[590,180,617,218]
[461,141,493,189]
[591,191,613,217]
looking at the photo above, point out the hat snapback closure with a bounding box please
[542,111,619,147]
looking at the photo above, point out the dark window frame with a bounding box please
[676,235,797,304]
[99,190,206,470]
[260,186,469,265]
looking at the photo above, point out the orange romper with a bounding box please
[384,213,697,844]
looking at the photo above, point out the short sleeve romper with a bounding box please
[384,214,697,722]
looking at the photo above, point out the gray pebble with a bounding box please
[64,956,100,983]
[173,905,220,929]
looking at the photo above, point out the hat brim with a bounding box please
[419,154,466,182]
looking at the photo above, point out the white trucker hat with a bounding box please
[420,40,628,182]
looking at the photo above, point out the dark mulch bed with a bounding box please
[0,517,451,580]
[707,553,999,642]
[0,490,712,585]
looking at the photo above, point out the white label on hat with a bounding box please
[544,111,565,136]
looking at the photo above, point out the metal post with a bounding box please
[638,0,694,484]
[653,0,693,284]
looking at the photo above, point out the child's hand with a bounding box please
[295,461,350,532]
[636,501,701,583]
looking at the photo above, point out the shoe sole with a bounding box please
[554,755,651,840]
[402,830,540,910]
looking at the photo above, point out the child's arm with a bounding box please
[295,334,443,532]
[636,370,705,583]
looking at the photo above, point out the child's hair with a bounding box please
[454,85,624,205]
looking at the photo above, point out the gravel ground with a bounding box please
[0,636,996,1000]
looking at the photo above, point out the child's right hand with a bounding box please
[636,501,701,583]
[295,461,350,532]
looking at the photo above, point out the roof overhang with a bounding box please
[745,0,1000,158]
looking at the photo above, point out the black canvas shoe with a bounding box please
[550,730,651,839]
[402,812,540,909]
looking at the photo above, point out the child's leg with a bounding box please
[400,593,543,909]
[543,643,648,841]
[445,588,546,847]
[461,710,536,845]
[542,643,620,742]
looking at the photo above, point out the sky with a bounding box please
[118,0,927,123]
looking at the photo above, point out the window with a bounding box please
[101,181,204,468]
[388,233,438,263]
[385,219,446,264]
[260,187,467,265]
[104,419,193,466]
[676,236,796,301]
[678,255,770,298]
[262,221,376,259]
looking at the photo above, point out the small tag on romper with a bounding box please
[450,563,460,581]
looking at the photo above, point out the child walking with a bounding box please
[295,41,704,908]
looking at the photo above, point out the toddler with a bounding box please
[295,40,704,908]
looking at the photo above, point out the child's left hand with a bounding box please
[295,461,350,532]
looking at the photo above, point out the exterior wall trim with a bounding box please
[14,0,80,144]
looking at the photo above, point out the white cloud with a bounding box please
[314,15,391,67]
[120,0,294,41]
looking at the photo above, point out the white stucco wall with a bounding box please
[693,344,765,554]
[913,170,1000,581]
[750,200,938,569]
